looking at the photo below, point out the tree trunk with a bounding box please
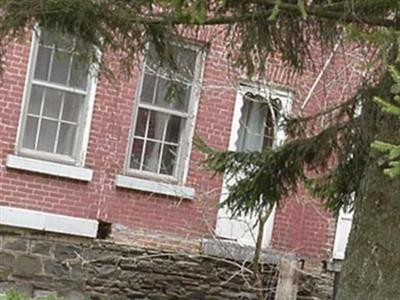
[336,90,400,299]
[252,207,272,300]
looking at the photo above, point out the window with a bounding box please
[17,28,96,165]
[236,92,282,152]
[215,86,289,247]
[127,44,201,182]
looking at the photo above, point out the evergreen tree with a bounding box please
[372,66,400,178]
[0,1,399,299]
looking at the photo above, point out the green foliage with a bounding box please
[195,105,359,216]
[268,0,282,21]
[345,25,400,68]
[371,66,400,178]
[0,291,26,300]
[1,0,397,77]
[297,0,307,19]
[196,91,371,216]
[0,291,60,300]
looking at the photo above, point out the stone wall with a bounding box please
[0,226,334,299]
[0,226,281,299]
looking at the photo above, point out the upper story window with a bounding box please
[126,43,202,182]
[17,28,97,165]
[236,92,282,152]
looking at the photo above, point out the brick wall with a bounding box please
[0,28,365,262]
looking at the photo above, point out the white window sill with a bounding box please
[0,205,98,238]
[6,155,93,182]
[115,175,195,199]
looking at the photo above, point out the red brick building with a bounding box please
[0,27,361,268]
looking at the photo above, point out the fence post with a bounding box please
[275,258,299,300]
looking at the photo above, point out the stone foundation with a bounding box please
[0,226,333,299]
[0,226,279,299]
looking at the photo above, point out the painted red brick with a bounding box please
[0,28,364,263]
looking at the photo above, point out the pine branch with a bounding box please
[372,66,400,178]
[145,1,398,28]
[196,121,353,217]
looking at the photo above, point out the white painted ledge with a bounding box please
[0,206,98,238]
[6,155,93,182]
[115,175,195,199]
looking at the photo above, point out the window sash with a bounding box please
[236,94,281,152]
[129,105,185,177]
[126,43,200,182]
[32,79,87,95]
[22,87,82,156]
[17,28,95,166]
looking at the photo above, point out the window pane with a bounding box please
[34,45,52,81]
[39,30,54,47]
[50,51,71,85]
[147,111,169,141]
[236,92,282,152]
[41,30,73,50]
[146,44,197,81]
[56,123,76,156]
[22,116,39,149]
[165,115,182,144]
[134,108,150,137]
[62,92,83,122]
[69,56,88,89]
[237,99,266,152]
[155,78,190,112]
[37,119,58,152]
[130,139,144,170]
[141,73,156,104]
[42,88,63,119]
[145,44,163,71]
[263,97,282,149]
[27,85,44,115]
[160,144,178,175]
[143,141,161,173]
[175,46,197,80]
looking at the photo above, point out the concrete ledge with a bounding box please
[0,206,98,238]
[327,259,343,273]
[201,239,296,264]
[6,155,93,182]
[115,175,195,199]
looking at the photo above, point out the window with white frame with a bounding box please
[215,86,290,247]
[17,28,95,165]
[127,44,201,181]
[236,92,282,152]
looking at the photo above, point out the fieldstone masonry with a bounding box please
[0,226,333,299]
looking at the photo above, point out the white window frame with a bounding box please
[15,27,99,167]
[124,42,204,184]
[215,82,293,247]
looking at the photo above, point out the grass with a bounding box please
[0,291,60,300]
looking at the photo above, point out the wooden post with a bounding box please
[275,258,299,300]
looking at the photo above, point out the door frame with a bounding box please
[215,83,292,247]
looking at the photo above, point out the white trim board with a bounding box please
[6,155,93,182]
[332,208,354,260]
[115,175,195,199]
[0,206,98,238]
